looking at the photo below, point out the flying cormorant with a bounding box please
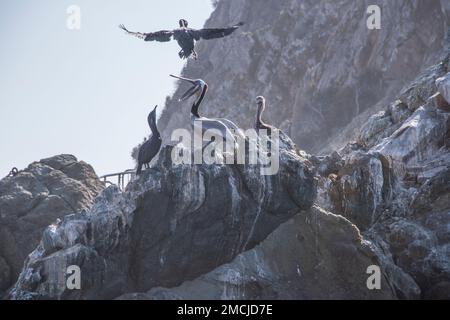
[136,106,162,175]
[119,20,244,60]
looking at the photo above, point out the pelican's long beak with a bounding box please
[170,74,201,101]
[149,105,158,120]
[170,74,197,84]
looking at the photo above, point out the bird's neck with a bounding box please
[191,85,207,118]
[149,120,160,138]
[256,103,266,127]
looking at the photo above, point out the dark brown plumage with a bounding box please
[137,106,162,175]
[119,20,244,60]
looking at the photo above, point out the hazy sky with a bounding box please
[0,0,213,177]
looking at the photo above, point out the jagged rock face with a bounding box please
[9,133,317,299]
[324,151,394,231]
[158,0,450,153]
[381,168,450,299]
[117,206,410,300]
[0,155,104,295]
[317,50,450,298]
[4,1,450,301]
[437,72,450,105]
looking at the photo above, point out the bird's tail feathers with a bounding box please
[136,163,143,175]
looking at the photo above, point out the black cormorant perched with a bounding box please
[136,106,162,175]
[119,20,244,60]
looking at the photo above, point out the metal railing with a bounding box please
[100,169,136,190]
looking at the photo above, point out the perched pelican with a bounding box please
[137,106,162,175]
[119,20,244,60]
[255,96,274,132]
[170,74,239,147]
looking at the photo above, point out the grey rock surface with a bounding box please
[9,133,317,299]
[117,206,408,300]
[4,0,450,301]
[436,72,450,105]
[316,49,450,299]
[0,155,104,294]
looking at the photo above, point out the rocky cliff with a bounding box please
[117,205,402,300]
[121,0,449,299]
[9,134,320,299]
[114,42,450,300]
[0,155,104,296]
[158,0,450,154]
[2,0,450,300]
[315,48,450,299]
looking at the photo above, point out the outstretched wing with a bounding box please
[192,22,244,40]
[119,24,173,42]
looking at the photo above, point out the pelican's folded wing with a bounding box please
[192,22,244,40]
